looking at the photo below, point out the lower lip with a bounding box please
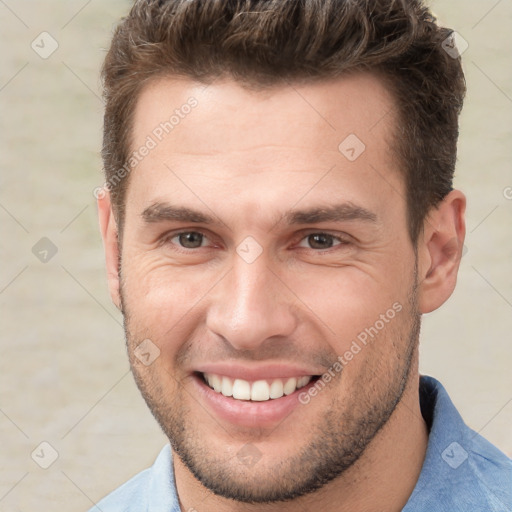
[192,374,317,428]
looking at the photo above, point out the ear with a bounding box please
[97,190,122,310]
[417,190,466,314]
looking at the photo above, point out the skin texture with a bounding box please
[98,73,466,511]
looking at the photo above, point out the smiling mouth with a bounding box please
[199,372,320,402]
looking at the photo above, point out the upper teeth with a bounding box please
[203,373,312,401]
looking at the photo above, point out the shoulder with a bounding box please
[463,425,512,509]
[88,445,179,512]
[90,468,152,512]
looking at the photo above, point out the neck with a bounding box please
[174,371,428,512]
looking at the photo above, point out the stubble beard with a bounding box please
[120,269,421,504]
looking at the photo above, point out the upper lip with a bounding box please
[193,363,322,382]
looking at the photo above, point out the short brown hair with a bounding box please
[101,0,465,242]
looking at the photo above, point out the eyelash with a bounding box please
[160,230,351,252]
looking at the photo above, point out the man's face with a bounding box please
[117,74,421,502]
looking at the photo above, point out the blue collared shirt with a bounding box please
[90,376,512,511]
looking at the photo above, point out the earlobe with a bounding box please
[417,190,466,314]
[97,190,122,310]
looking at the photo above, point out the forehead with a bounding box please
[125,73,402,225]
[132,72,396,152]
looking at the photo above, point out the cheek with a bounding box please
[289,263,411,352]
[121,254,216,347]
[123,252,209,304]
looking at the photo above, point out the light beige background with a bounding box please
[0,1,510,510]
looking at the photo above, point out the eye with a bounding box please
[297,232,347,250]
[167,231,208,249]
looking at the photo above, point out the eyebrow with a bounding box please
[285,203,377,225]
[141,201,377,226]
[142,203,215,224]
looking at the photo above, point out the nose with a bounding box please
[206,254,297,351]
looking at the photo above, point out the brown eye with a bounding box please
[306,233,335,249]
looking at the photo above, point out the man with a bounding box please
[93,0,512,510]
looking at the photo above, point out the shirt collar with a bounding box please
[403,375,512,511]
